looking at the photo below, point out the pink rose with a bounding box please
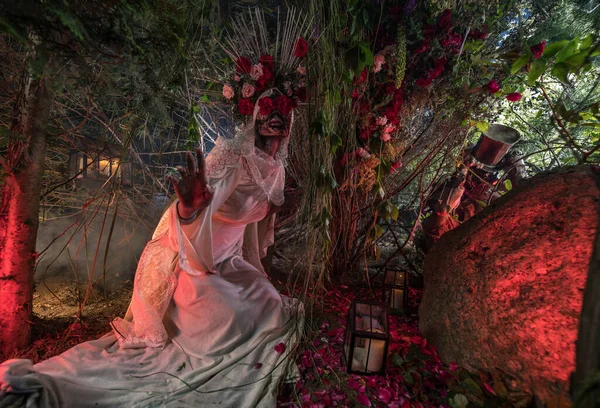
[297,66,306,76]
[530,41,546,59]
[241,83,255,98]
[383,124,396,134]
[234,75,241,82]
[356,148,370,159]
[376,116,388,126]
[373,54,385,73]
[506,92,522,102]
[487,80,500,94]
[250,63,264,81]
[380,133,391,142]
[222,84,234,100]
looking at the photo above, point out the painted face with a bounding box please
[255,96,293,138]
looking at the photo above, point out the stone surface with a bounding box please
[419,166,599,401]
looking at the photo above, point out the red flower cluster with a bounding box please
[530,41,546,59]
[294,37,309,58]
[506,92,522,102]
[416,58,447,87]
[469,24,488,40]
[438,9,453,30]
[354,68,369,85]
[439,32,463,52]
[486,80,501,94]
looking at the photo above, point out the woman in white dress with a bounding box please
[0,88,303,408]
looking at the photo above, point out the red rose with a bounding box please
[293,37,308,58]
[390,162,402,173]
[258,55,274,70]
[258,97,274,116]
[487,80,500,94]
[438,9,452,30]
[351,89,361,99]
[236,56,252,74]
[431,58,447,78]
[255,68,274,91]
[274,95,294,116]
[530,41,546,59]
[506,92,522,102]
[295,87,307,102]
[237,98,255,115]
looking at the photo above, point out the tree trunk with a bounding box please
[0,72,51,359]
[572,169,600,407]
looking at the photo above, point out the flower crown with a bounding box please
[219,8,311,119]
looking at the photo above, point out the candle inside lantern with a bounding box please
[394,272,405,285]
[363,337,386,372]
[390,288,404,310]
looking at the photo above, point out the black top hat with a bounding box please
[472,124,521,167]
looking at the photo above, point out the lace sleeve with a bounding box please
[111,218,178,349]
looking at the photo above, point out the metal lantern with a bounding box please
[343,299,390,375]
[383,269,409,314]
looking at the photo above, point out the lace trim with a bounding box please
[112,234,178,349]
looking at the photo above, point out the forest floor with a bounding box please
[10,263,543,408]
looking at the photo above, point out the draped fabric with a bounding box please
[0,90,302,408]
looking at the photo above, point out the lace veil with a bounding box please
[205,88,293,206]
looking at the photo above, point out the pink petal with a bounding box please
[378,387,393,403]
[348,377,361,390]
[274,343,286,354]
[483,383,496,395]
[357,394,372,406]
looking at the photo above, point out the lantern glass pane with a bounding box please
[351,335,386,373]
[389,288,404,310]
[385,270,405,286]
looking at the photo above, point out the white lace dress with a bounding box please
[0,148,302,408]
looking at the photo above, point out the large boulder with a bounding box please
[419,166,599,401]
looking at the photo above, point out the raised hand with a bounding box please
[167,148,213,220]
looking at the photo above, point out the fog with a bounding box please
[35,196,168,292]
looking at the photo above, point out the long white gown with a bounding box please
[0,138,302,407]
